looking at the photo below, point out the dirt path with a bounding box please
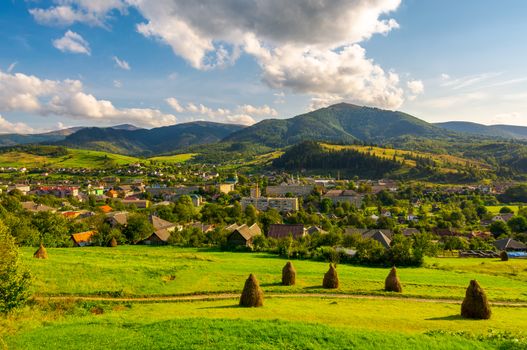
[36,293,527,307]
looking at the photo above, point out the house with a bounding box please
[307,226,327,235]
[106,189,119,198]
[433,228,460,237]
[494,238,527,251]
[402,228,420,237]
[344,228,393,249]
[21,201,56,213]
[107,212,129,227]
[362,230,393,249]
[7,184,31,195]
[492,213,514,222]
[189,222,215,233]
[322,190,363,206]
[33,186,79,198]
[142,229,172,245]
[98,205,113,214]
[140,216,178,245]
[61,211,82,219]
[266,185,314,197]
[267,224,306,239]
[218,183,235,194]
[380,209,392,218]
[240,197,299,212]
[226,223,262,248]
[189,194,203,206]
[71,231,96,247]
[87,186,105,196]
[119,199,150,208]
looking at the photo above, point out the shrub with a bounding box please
[239,274,264,307]
[384,266,402,292]
[0,222,32,313]
[461,280,491,319]
[500,251,509,261]
[282,261,296,286]
[322,263,339,289]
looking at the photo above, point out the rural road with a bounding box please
[36,293,527,307]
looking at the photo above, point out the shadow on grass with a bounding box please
[303,286,324,290]
[260,282,283,287]
[198,304,240,310]
[426,315,464,321]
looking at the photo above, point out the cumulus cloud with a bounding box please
[0,115,34,134]
[30,0,420,109]
[407,80,424,95]
[165,98,275,125]
[53,30,91,55]
[0,70,176,128]
[112,56,131,70]
[29,0,127,27]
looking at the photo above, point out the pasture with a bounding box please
[3,246,527,349]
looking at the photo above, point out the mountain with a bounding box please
[58,121,245,156]
[436,121,527,140]
[224,103,452,147]
[0,125,142,147]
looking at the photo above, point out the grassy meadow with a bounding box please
[3,246,527,349]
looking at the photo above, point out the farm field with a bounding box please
[4,246,527,349]
[148,153,197,163]
[20,246,527,302]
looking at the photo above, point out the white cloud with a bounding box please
[407,80,424,95]
[7,62,17,73]
[113,80,122,88]
[30,0,417,110]
[112,56,131,70]
[238,104,278,117]
[440,72,501,90]
[53,30,91,55]
[0,70,176,128]
[165,97,184,113]
[0,114,34,134]
[29,0,128,27]
[165,98,273,125]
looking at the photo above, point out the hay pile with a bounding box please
[461,280,491,319]
[108,237,118,247]
[282,261,296,286]
[500,251,508,261]
[384,266,402,293]
[33,243,48,259]
[239,274,264,307]
[323,264,339,289]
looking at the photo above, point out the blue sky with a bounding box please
[1,0,527,133]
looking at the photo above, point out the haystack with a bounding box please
[500,250,508,261]
[384,266,402,293]
[282,261,296,286]
[239,274,264,307]
[108,237,118,247]
[33,243,48,259]
[461,280,491,319]
[323,263,339,289]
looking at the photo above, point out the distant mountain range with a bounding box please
[435,121,527,140]
[0,124,142,147]
[57,121,244,156]
[2,104,527,156]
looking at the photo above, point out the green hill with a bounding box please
[58,121,244,156]
[436,121,527,140]
[224,103,452,147]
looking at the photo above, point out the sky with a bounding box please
[1,0,527,134]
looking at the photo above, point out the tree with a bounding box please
[0,221,31,313]
[507,216,527,233]
[499,206,513,214]
[31,212,71,247]
[123,214,154,243]
[244,204,258,225]
[489,220,511,238]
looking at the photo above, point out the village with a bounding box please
[1,168,526,264]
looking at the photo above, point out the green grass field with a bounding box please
[149,153,197,163]
[19,246,527,302]
[4,246,527,349]
[0,149,198,170]
[485,205,521,215]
